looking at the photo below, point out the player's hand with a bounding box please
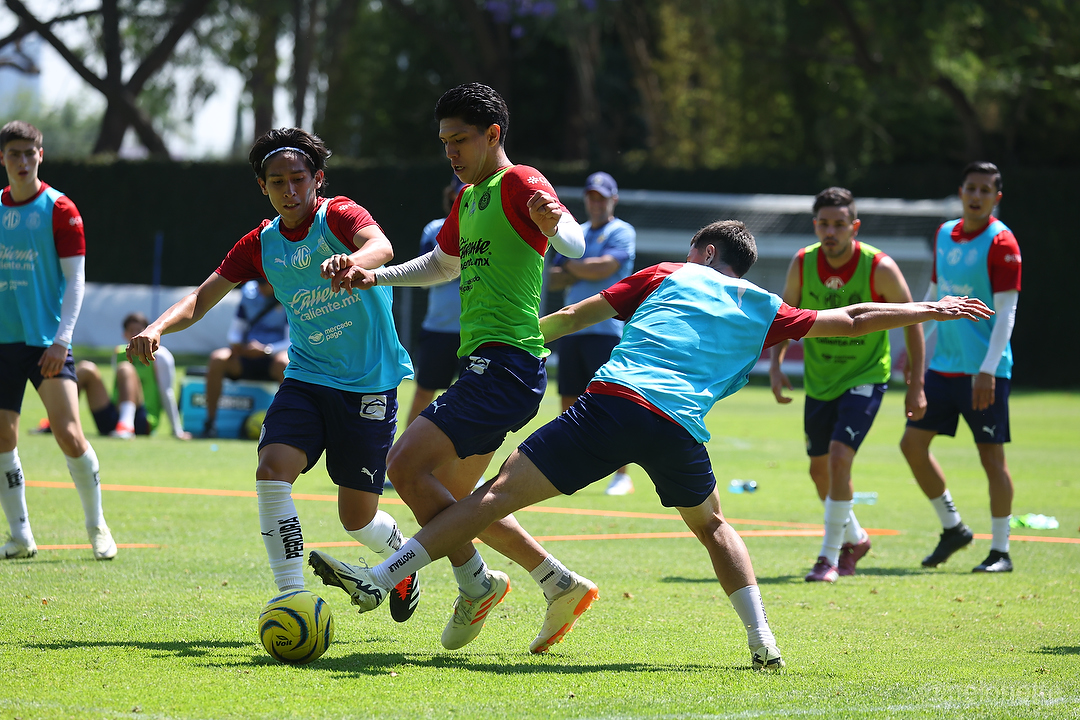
[769,366,793,404]
[929,296,994,322]
[972,372,995,411]
[175,431,193,441]
[320,253,352,279]
[527,190,562,237]
[905,383,927,420]
[37,343,68,379]
[127,329,160,366]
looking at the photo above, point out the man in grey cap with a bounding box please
[547,171,637,494]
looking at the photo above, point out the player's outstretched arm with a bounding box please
[128,273,238,365]
[806,296,993,339]
[540,294,618,343]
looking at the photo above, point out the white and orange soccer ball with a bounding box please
[258,589,334,664]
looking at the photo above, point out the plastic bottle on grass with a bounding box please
[852,492,878,505]
[1010,513,1058,529]
[728,479,757,494]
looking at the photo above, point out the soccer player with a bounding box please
[310,83,596,654]
[547,171,637,495]
[202,277,289,438]
[769,187,925,582]
[73,312,189,440]
[405,178,463,426]
[127,128,421,621]
[307,220,991,668]
[0,120,117,561]
[900,161,1022,573]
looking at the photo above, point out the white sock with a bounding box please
[66,446,105,529]
[991,516,1011,552]
[344,510,403,558]
[0,449,33,546]
[118,401,136,429]
[453,549,491,597]
[257,480,305,591]
[844,509,866,545]
[371,537,432,588]
[820,498,853,566]
[530,554,573,602]
[930,491,963,529]
[729,585,776,650]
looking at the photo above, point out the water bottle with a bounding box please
[1010,513,1058,529]
[852,491,877,505]
[728,479,757,494]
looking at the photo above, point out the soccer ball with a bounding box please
[258,589,334,664]
[242,410,266,441]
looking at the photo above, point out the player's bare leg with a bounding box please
[974,443,1014,573]
[901,427,973,567]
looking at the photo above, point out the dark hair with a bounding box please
[812,186,857,220]
[0,120,43,151]
[691,220,758,277]
[961,161,1002,191]
[434,83,510,146]
[248,128,331,189]
[122,312,149,330]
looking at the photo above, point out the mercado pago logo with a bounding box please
[0,243,39,272]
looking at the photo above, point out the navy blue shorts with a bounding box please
[907,371,1010,443]
[0,343,78,413]
[259,378,398,492]
[91,403,151,436]
[804,383,888,456]
[557,334,620,398]
[520,392,716,508]
[237,354,274,381]
[414,330,461,390]
[419,345,546,458]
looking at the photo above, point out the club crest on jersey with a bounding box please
[946,247,963,265]
[1,210,20,230]
[478,189,491,211]
[824,276,845,289]
[25,212,41,230]
[360,394,387,420]
[466,356,490,375]
[291,245,312,269]
[315,238,333,257]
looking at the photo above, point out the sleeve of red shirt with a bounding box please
[51,195,86,257]
[216,223,270,284]
[436,191,463,256]
[325,196,379,251]
[763,303,818,349]
[501,165,571,256]
[600,263,680,320]
[987,229,1022,292]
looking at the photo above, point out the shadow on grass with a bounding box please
[27,640,248,659]
[1033,646,1080,656]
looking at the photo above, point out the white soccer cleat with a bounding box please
[752,644,785,671]
[441,570,510,650]
[530,571,599,653]
[604,472,634,496]
[2,537,37,559]
[88,525,117,560]
[308,550,388,613]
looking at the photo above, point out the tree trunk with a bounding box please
[251,8,282,139]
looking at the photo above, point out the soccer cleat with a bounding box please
[389,571,420,623]
[530,571,599,653]
[804,556,838,583]
[2,537,37,559]
[604,472,634,496]
[89,525,117,560]
[921,522,974,568]
[972,549,1013,573]
[308,550,388,612]
[838,534,872,576]
[201,421,218,439]
[752,644,785,671]
[109,423,135,440]
[441,570,510,650]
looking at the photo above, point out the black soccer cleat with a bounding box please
[389,571,420,622]
[972,549,1013,573]
[921,522,974,567]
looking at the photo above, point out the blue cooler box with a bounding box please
[180,378,279,439]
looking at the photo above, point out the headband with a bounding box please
[261,146,313,168]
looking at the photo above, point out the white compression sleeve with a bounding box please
[373,245,461,287]
[979,290,1018,375]
[546,215,585,258]
[55,255,86,347]
[152,346,185,436]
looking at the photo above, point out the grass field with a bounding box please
[2,377,1078,719]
